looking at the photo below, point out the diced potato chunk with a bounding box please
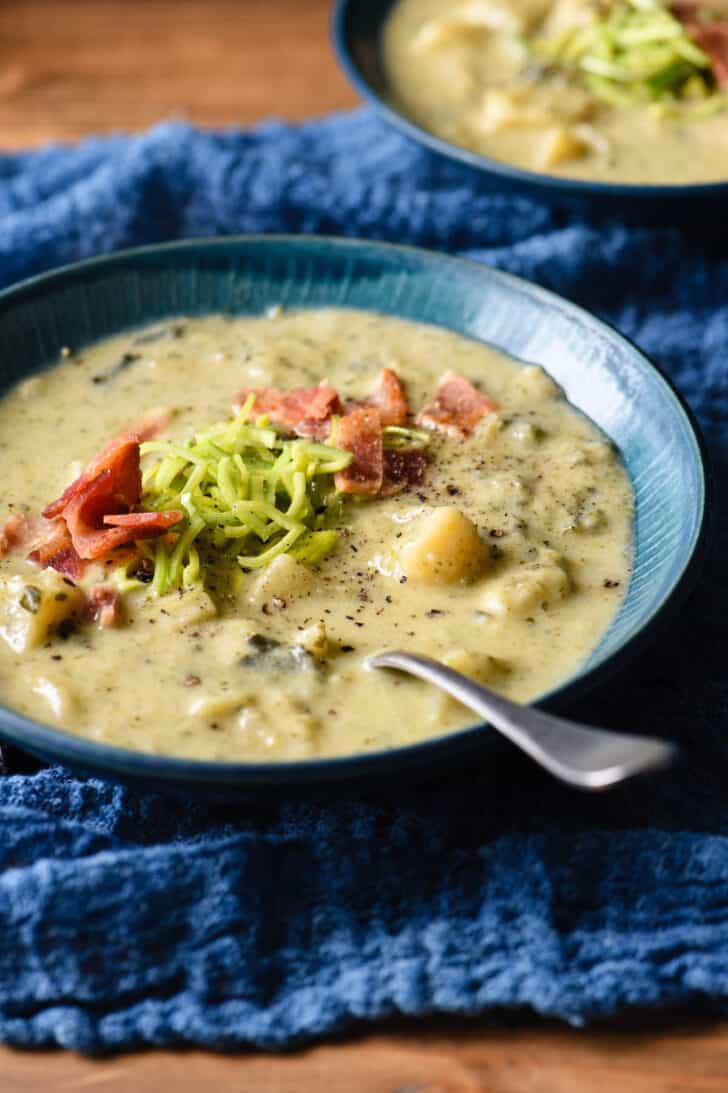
[238,701,319,759]
[188,691,252,719]
[0,570,84,653]
[157,586,218,629]
[565,439,615,468]
[535,126,588,169]
[396,507,486,586]
[478,90,556,134]
[413,2,525,53]
[474,412,502,444]
[508,365,561,406]
[480,473,532,511]
[246,554,315,610]
[542,0,598,35]
[481,553,570,617]
[443,648,509,684]
[508,420,543,447]
[298,621,335,661]
[477,82,592,138]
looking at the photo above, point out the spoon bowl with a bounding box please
[368,651,679,790]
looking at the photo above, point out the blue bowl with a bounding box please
[0,236,709,794]
[332,0,728,218]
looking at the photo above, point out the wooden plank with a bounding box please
[0,0,358,148]
[3,1020,728,1092]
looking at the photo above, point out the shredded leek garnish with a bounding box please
[528,0,725,112]
[134,401,353,595]
[382,425,431,450]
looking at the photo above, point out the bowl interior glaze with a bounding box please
[0,237,708,792]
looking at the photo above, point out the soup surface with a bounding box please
[0,310,632,761]
[383,0,728,183]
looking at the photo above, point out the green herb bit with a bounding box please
[137,405,354,595]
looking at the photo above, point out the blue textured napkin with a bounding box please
[0,110,727,1053]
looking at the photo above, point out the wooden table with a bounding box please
[0,3,724,1090]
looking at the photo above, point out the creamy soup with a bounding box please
[383,0,728,183]
[0,310,632,761]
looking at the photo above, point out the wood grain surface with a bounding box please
[0,0,357,148]
[0,2,724,1090]
[4,1019,728,1092]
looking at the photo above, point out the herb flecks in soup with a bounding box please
[0,311,632,761]
[383,0,728,183]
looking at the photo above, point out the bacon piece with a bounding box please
[45,547,84,580]
[85,585,123,628]
[40,408,171,523]
[671,6,728,86]
[233,384,341,439]
[26,413,175,577]
[416,372,497,436]
[103,511,183,530]
[27,518,73,562]
[362,368,410,426]
[688,23,728,86]
[0,514,25,557]
[0,513,73,566]
[334,408,384,496]
[26,518,84,580]
[380,449,428,496]
[670,2,700,17]
[63,471,128,559]
[0,514,45,558]
[63,470,180,560]
[43,436,141,521]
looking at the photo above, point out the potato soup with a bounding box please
[383,0,728,183]
[0,310,632,761]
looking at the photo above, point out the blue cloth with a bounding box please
[0,110,727,1053]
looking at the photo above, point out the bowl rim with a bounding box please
[331,0,728,201]
[0,234,712,788]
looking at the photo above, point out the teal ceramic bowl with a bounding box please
[0,237,709,794]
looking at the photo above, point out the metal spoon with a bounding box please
[367,651,678,790]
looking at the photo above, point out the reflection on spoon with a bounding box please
[367,650,678,791]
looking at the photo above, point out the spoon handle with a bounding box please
[368,651,678,790]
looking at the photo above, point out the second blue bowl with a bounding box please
[333,0,728,219]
